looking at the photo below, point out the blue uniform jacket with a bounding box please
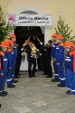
[7,51,13,68]
[0,52,8,74]
[51,42,56,58]
[54,43,64,63]
[12,51,15,66]
[64,52,74,70]
[13,43,17,59]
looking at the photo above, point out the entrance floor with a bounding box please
[0,71,75,113]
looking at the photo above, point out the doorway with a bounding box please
[14,26,45,70]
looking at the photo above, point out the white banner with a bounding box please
[6,14,52,26]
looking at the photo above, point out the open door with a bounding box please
[14,26,44,71]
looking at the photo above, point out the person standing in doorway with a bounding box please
[43,40,53,78]
[25,39,39,77]
[14,42,23,79]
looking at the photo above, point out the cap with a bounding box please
[7,40,13,45]
[64,41,73,47]
[56,35,63,39]
[9,33,16,38]
[52,33,57,37]
[0,41,9,47]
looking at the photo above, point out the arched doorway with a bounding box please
[14,10,45,71]
[14,26,44,70]
[15,26,44,46]
[15,10,45,47]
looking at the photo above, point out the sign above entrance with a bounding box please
[6,14,52,26]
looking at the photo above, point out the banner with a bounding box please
[6,14,52,26]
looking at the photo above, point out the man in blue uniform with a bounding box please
[51,33,60,82]
[6,40,15,88]
[0,41,9,96]
[54,35,66,87]
[64,41,75,94]
[9,33,18,83]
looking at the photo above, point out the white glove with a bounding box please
[21,52,26,56]
[39,53,42,56]
[40,42,43,45]
[21,48,24,51]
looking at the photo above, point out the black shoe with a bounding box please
[51,79,59,82]
[33,74,35,77]
[66,90,72,95]
[66,90,71,94]
[0,92,7,97]
[57,84,66,87]
[0,104,1,107]
[2,91,8,95]
[7,84,16,88]
[46,76,52,78]
[14,76,20,79]
[12,80,18,83]
[18,73,21,76]
[43,73,47,75]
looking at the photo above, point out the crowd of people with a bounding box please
[22,33,75,96]
[51,33,75,95]
[0,33,18,107]
[0,32,75,108]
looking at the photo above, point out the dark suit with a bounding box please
[44,45,52,77]
[14,46,22,78]
[40,44,52,77]
[26,45,36,77]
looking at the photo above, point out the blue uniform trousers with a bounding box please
[53,62,59,80]
[6,52,13,86]
[7,68,12,86]
[12,49,17,80]
[0,54,8,92]
[0,75,5,93]
[65,69,75,94]
[56,62,66,86]
[12,52,15,80]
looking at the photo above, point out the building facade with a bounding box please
[0,0,75,41]
[0,0,75,70]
